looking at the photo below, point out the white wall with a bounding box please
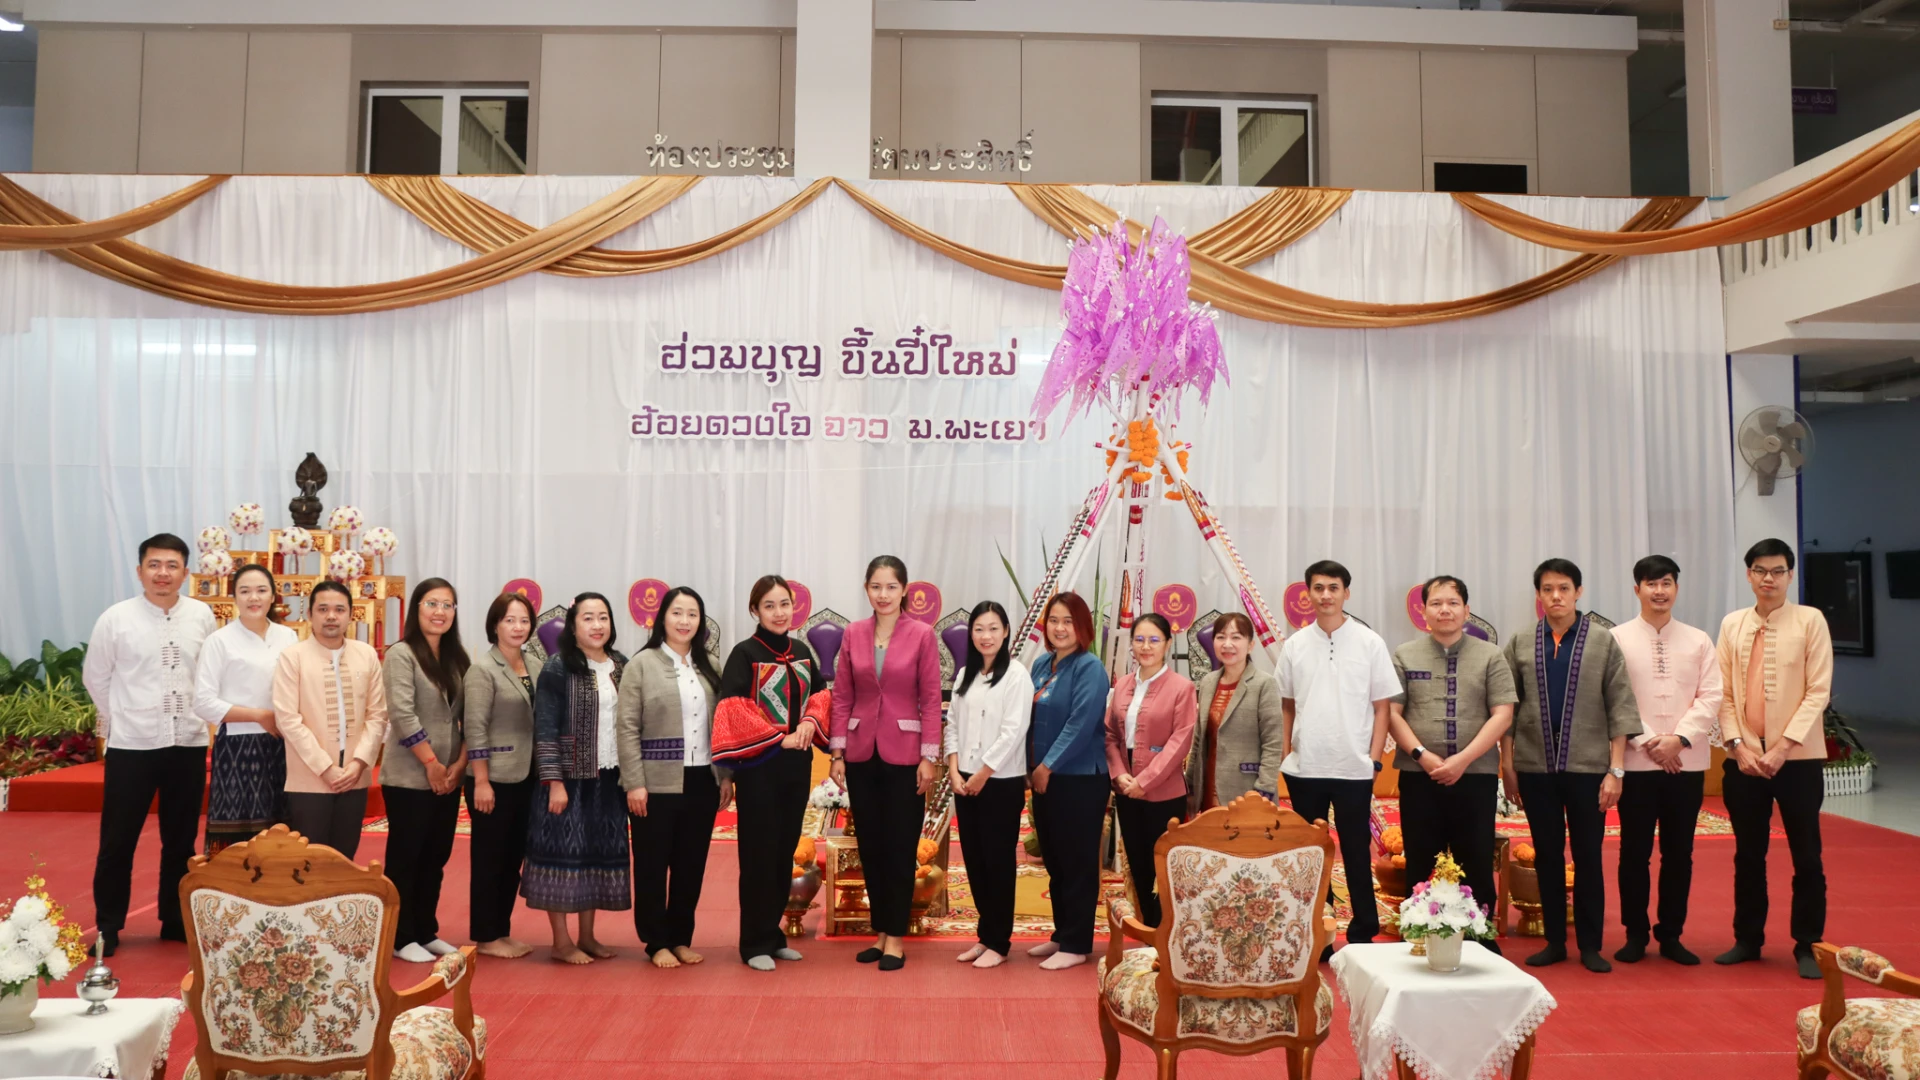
[1728,353,1800,557]
[1800,400,1920,724]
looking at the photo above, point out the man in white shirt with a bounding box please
[1610,554,1723,967]
[1278,560,1401,954]
[82,534,217,956]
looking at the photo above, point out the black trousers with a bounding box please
[1616,769,1705,945]
[953,774,1025,955]
[1397,770,1498,924]
[1722,757,1826,949]
[845,757,926,938]
[732,748,812,961]
[1114,793,1185,927]
[1284,773,1380,943]
[285,789,370,860]
[465,775,535,942]
[1030,772,1110,955]
[382,785,461,949]
[93,746,206,937]
[1517,770,1606,952]
[632,766,722,954]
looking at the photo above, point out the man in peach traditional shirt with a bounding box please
[1713,538,1834,980]
[1610,555,1723,967]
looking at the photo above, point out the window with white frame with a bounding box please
[1149,95,1314,187]
[362,87,530,175]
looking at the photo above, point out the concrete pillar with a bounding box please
[1728,353,1801,559]
[793,0,873,179]
[1683,0,1793,196]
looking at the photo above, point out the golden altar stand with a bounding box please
[821,777,956,936]
[189,530,404,647]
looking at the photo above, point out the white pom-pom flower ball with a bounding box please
[360,527,397,558]
[228,503,264,535]
[327,550,365,582]
[11,897,49,924]
[0,950,33,986]
[280,527,314,555]
[198,550,235,578]
[43,949,71,981]
[197,525,231,553]
[328,505,364,533]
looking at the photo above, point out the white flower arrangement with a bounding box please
[197,525,231,553]
[0,874,87,997]
[807,778,849,810]
[1396,854,1494,943]
[228,503,264,535]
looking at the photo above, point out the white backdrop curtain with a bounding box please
[0,174,1733,661]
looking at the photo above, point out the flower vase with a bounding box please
[0,979,38,1036]
[1425,933,1464,973]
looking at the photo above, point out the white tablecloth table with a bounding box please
[1330,943,1556,1080]
[0,997,184,1080]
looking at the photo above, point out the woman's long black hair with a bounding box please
[401,577,472,701]
[559,591,617,675]
[641,585,721,687]
[955,600,1013,697]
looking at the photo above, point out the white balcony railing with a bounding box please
[1719,169,1920,286]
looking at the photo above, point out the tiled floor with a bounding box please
[1822,713,1920,836]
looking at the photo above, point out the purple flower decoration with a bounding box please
[1032,217,1227,424]
[1428,902,1442,915]
[1460,886,1472,898]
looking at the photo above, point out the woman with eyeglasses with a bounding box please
[524,592,632,964]
[1103,612,1197,927]
[193,563,299,856]
[381,577,471,963]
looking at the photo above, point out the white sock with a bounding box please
[956,944,986,963]
[772,947,803,961]
[747,955,777,971]
[423,939,458,956]
[1039,951,1089,971]
[394,943,434,963]
[1028,941,1061,958]
[972,949,1008,969]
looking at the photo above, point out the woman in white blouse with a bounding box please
[193,563,299,855]
[942,600,1034,968]
[616,586,732,969]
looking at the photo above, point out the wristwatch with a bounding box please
[1676,735,1692,749]
[1609,766,1626,779]
[1410,746,1427,761]
[1374,760,1385,773]
[1724,737,1744,751]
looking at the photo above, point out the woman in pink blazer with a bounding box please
[1104,613,1197,926]
[828,556,944,970]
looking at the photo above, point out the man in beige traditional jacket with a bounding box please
[274,580,388,858]
[1713,538,1833,980]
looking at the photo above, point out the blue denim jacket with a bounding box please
[1027,649,1111,776]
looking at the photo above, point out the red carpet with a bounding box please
[4,806,1917,1079]
[8,759,386,816]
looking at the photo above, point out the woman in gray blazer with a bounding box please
[616,586,731,969]
[1185,612,1286,819]
[463,591,546,960]
[381,577,470,964]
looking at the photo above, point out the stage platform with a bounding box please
[4,806,1917,1079]
[5,759,387,817]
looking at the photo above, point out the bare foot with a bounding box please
[550,946,593,965]
[671,947,705,965]
[578,939,617,960]
[477,939,530,959]
[499,938,535,958]
[651,949,681,969]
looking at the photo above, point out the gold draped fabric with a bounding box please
[0,175,226,250]
[1453,113,1920,255]
[1011,180,1703,328]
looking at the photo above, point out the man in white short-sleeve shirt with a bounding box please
[1278,559,1402,951]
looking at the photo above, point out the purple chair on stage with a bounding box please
[1195,623,1219,670]
[536,617,564,659]
[807,621,846,684]
[941,624,971,674]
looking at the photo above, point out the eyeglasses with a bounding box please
[1748,567,1791,581]
[422,600,457,612]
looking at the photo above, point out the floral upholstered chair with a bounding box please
[1797,943,1920,1080]
[179,825,485,1080]
[1097,793,1337,1080]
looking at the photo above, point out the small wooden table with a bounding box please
[0,997,183,1080]
[1331,943,1555,1080]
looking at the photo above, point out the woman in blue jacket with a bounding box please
[1024,591,1111,971]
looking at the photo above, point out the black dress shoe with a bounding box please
[1525,944,1567,967]
[1614,940,1647,963]
[159,926,187,944]
[1319,943,1335,964]
[1795,947,1823,980]
[97,930,118,958]
[1580,949,1613,973]
[878,953,906,971]
[1659,940,1701,966]
[1715,942,1762,965]
[856,947,884,964]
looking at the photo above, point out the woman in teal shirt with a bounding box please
[1024,591,1110,971]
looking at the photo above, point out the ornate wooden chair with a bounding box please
[1797,943,1920,1080]
[1098,793,1336,1080]
[178,825,485,1080]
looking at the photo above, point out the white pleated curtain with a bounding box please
[0,175,1734,659]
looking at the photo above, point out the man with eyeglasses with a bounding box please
[1714,538,1833,979]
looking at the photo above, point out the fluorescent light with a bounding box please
[0,16,23,31]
